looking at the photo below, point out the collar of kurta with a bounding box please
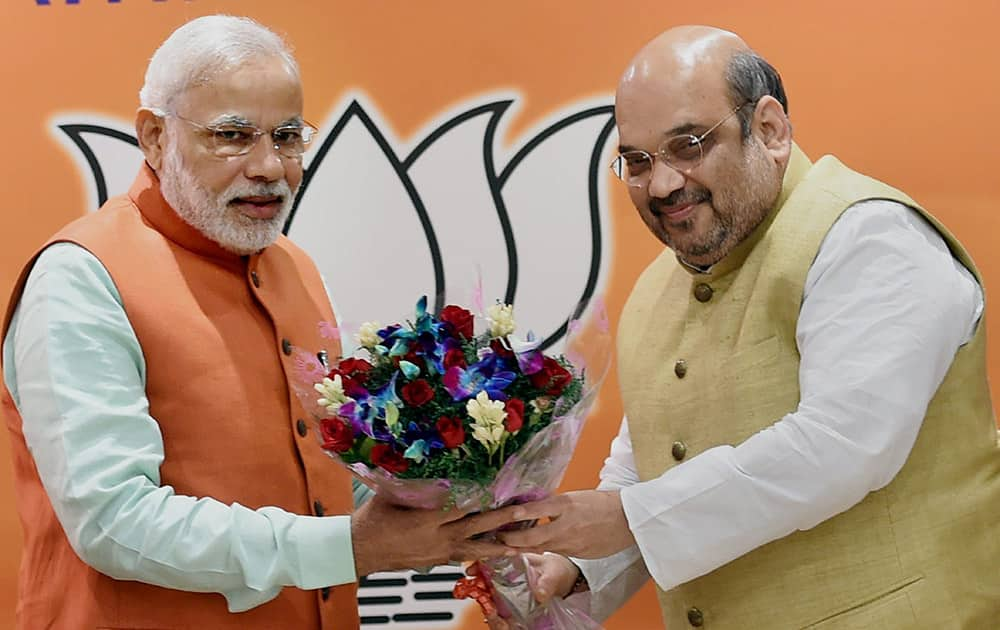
[128,161,250,267]
[676,142,812,278]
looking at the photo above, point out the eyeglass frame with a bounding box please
[155,109,319,159]
[610,100,755,188]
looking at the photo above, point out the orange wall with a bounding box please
[1,1,998,628]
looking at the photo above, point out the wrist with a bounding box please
[568,563,589,595]
[553,556,588,597]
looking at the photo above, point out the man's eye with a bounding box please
[666,135,702,162]
[623,153,650,171]
[273,128,304,145]
[212,127,255,144]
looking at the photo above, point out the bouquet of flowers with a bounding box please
[292,294,610,628]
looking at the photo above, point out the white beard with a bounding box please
[159,141,295,256]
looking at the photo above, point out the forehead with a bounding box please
[177,56,303,125]
[615,60,731,147]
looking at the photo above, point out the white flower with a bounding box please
[486,303,516,338]
[357,321,381,349]
[507,332,540,354]
[467,391,507,454]
[471,423,506,455]
[315,375,351,416]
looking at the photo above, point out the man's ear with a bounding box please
[752,95,792,165]
[135,108,167,171]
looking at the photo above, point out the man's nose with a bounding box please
[242,137,285,181]
[646,159,686,200]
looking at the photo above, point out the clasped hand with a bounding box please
[350,494,516,576]
[488,489,636,559]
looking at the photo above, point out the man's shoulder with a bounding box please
[55,193,141,241]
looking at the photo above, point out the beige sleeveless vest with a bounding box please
[618,146,1000,629]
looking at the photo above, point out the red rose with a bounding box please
[436,416,466,448]
[326,370,368,398]
[489,338,514,360]
[443,348,467,370]
[371,443,409,474]
[504,398,525,433]
[338,357,373,383]
[440,305,475,339]
[528,357,573,396]
[401,378,435,406]
[319,418,355,453]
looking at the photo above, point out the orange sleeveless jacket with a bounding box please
[2,164,359,629]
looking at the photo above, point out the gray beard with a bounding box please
[158,145,294,256]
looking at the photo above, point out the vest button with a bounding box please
[693,283,713,302]
[674,359,688,378]
[687,607,704,627]
[282,338,293,355]
[321,586,331,601]
[671,441,687,461]
[314,500,325,517]
[250,271,260,288]
[296,419,308,437]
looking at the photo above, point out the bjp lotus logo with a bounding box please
[52,92,615,627]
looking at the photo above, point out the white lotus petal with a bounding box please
[405,103,511,312]
[499,105,615,349]
[52,116,144,211]
[289,101,437,348]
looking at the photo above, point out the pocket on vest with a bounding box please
[802,574,925,629]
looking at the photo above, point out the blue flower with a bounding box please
[442,353,516,401]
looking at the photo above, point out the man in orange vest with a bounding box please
[1,15,511,630]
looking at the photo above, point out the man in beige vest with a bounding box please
[2,15,512,630]
[491,26,1000,629]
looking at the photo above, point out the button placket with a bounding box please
[671,441,687,461]
[674,359,688,378]
[693,282,713,302]
[687,607,704,627]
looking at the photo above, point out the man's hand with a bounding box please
[351,494,515,576]
[488,490,636,558]
[470,553,581,629]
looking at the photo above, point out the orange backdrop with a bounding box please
[1,1,999,629]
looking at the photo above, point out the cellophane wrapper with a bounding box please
[293,302,612,628]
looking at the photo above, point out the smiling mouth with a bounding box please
[656,200,700,223]
[231,196,284,219]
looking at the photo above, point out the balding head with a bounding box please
[618,26,787,140]
[620,26,748,98]
[611,26,793,266]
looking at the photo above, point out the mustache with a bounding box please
[650,189,711,214]
[225,181,294,203]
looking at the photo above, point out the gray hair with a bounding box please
[725,51,788,138]
[139,15,299,113]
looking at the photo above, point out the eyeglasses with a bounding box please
[163,112,318,158]
[610,102,752,188]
